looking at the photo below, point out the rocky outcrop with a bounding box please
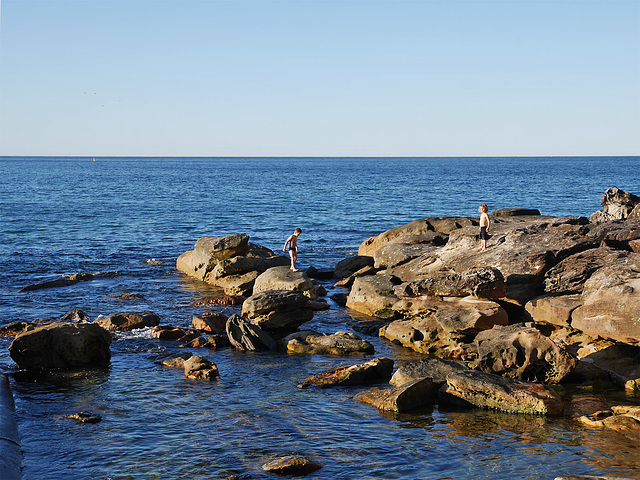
[298,358,394,388]
[226,314,276,351]
[18,272,95,292]
[252,266,325,299]
[396,267,506,299]
[177,234,289,294]
[280,331,375,355]
[470,324,576,383]
[346,275,400,318]
[353,377,436,412]
[525,293,582,328]
[590,187,640,223]
[571,253,640,345]
[9,321,111,370]
[439,370,563,415]
[390,358,468,387]
[242,290,314,333]
[333,255,375,279]
[380,297,508,356]
[95,312,160,331]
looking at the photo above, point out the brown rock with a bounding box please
[333,255,375,279]
[226,314,276,351]
[281,331,374,355]
[299,358,394,388]
[192,312,228,334]
[390,358,468,387]
[353,377,435,412]
[525,293,582,328]
[471,324,576,383]
[346,275,399,317]
[0,322,31,337]
[192,295,245,306]
[440,370,564,415]
[183,355,220,380]
[252,266,323,299]
[9,321,111,370]
[96,312,160,331]
[396,267,507,299]
[262,456,322,475]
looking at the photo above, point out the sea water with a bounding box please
[0,156,639,479]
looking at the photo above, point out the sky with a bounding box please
[0,0,639,157]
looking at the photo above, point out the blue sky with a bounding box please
[1,0,638,157]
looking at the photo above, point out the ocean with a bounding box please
[0,156,639,479]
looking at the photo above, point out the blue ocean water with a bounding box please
[0,156,639,480]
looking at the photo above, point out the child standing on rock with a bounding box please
[478,204,490,252]
[283,228,302,271]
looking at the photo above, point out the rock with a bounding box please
[192,312,228,334]
[306,299,330,311]
[183,355,220,380]
[192,296,245,306]
[380,297,508,356]
[242,290,314,333]
[330,293,349,307]
[151,325,196,341]
[209,255,289,281]
[555,476,633,480]
[525,293,582,328]
[63,412,102,424]
[353,377,435,412]
[374,243,440,269]
[158,355,192,369]
[334,265,377,288]
[281,331,375,355]
[299,358,394,388]
[572,253,640,345]
[305,266,334,280]
[9,321,111,370]
[60,309,88,322]
[145,258,164,265]
[18,272,95,292]
[262,456,322,475]
[543,247,629,294]
[0,322,31,338]
[214,271,259,296]
[346,275,400,317]
[440,370,564,415]
[578,405,640,442]
[590,187,640,222]
[95,312,161,331]
[358,217,476,257]
[436,217,598,304]
[184,335,228,349]
[470,324,576,383]
[226,314,276,351]
[396,267,507,299]
[333,255,375,279]
[252,266,324,299]
[107,293,145,301]
[176,234,250,281]
[390,358,469,387]
[492,208,541,217]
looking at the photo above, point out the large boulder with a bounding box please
[183,356,220,380]
[353,377,436,412]
[572,253,640,345]
[9,321,111,370]
[590,187,640,223]
[439,370,564,415]
[252,266,324,299]
[346,275,400,318]
[373,243,441,270]
[209,255,289,281]
[95,312,160,331]
[280,331,375,355]
[177,234,249,281]
[242,290,314,333]
[543,247,630,294]
[298,358,394,388]
[214,271,259,297]
[226,314,276,351]
[470,324,576,383]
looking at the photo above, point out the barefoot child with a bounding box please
[283,228,302,271]
[478,204,490,251]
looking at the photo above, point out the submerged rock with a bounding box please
[18,272,95,292]
[63,412,102,424]
[262,455,322,475]
[9,321,111,370]
[96,312,161,331]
